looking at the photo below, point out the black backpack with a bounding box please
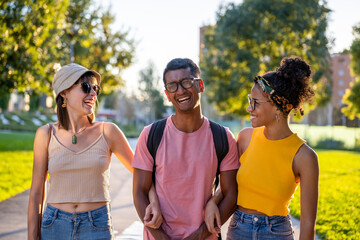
[146,118,229,193]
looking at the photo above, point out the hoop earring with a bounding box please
[275,113,279,122]
[62,98,67,108]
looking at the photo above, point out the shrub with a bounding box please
[315,138,345,150]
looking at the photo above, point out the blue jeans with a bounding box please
[41,204,113,240]
[227,209,294,240]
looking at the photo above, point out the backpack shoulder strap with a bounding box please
[146,118,167,183]
[209,120,229,191]
[209,120,229,162]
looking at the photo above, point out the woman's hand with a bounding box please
[144,201,163,229]
[204,198,221,236]
[144,184,163,229]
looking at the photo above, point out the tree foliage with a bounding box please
[63,0,135,94]
[350,24,360,76]
[0,0,135,97]
[138,61,166,120]
[0,0,68,95]
[200,0,332,117]
[342,23,360,119]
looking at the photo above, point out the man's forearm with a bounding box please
[133,191,169,239]
[183,222,212,240]
[133,190,150,223]
[218,170,238,225]
[146,226,170,239]
[218,189,237,224]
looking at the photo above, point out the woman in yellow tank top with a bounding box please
[205,57,319,240]
[27,63,162,239]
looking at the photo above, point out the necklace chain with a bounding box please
[71,126,88,144]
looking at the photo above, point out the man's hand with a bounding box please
[183,223,212,240]
[144,201,163,229]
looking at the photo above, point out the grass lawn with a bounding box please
[0,132,35,201]
[290,150,360,240]
[0,131,35,151]
[0,150,33,202]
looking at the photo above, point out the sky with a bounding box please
[98,0,360,93]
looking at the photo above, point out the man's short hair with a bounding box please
[163,58,200,84]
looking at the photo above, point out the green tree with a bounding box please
[0,93,10,112]
[63,0,135,94]
[1,0,135,108]
[349,24,360,76]
[0,0,69,95]
[138,61,166,120]
[200,0,332,117]
[342,23,360,119]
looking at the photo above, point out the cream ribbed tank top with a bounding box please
[46,123,111,203]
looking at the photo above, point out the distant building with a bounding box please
[304,53,358,126]
[8,92,27,112]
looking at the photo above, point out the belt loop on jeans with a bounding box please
[54,208,59,218]
[88,210,93,223]
[240,211,244,223]
[265,216,270,226]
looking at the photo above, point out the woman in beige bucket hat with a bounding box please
[28,63,162,239]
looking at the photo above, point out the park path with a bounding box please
[0,138,320,239]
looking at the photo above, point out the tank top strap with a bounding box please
[47,122,52,132]
[47,123,54,138]
[102,121,105,137]
[47,123,58,150]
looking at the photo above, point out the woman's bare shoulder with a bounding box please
[237,127,254,141]
[237,127,254,155]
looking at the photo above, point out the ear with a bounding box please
[275,108,283,118]
[59,91,67,99]
[198,79,205,93]
[164,90,171,102]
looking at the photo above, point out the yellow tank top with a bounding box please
[237,126,305,216]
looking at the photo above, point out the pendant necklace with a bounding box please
[71,126,87,144]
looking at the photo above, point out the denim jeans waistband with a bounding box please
[234,209,291,226]
[45,204,109,220]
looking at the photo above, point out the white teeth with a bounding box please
[178,96,190,103]
[250,116,256,120]
[84,100,94,106]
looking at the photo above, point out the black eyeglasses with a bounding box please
[81,82,101,96]
[165,78,200,93]
[248,94,271,111]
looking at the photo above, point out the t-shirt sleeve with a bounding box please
[132,125,154,172]
[220,128,240,171]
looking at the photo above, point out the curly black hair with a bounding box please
[262,57,314,115]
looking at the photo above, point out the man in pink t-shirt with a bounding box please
[133,58,239,239]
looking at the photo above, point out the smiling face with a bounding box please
[247,84,278,128]
[61,76,99,117]
[164,68,202,114]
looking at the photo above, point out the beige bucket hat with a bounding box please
[52,63,101,97]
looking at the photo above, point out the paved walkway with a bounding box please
[0,138,320,239]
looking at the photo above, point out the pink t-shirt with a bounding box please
[132,116,239,240]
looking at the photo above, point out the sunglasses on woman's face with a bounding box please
[248,94,271,111]
[81,82,101,96]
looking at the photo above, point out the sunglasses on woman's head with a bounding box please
[81,82,101,96]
